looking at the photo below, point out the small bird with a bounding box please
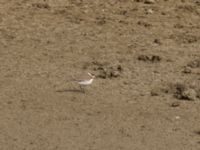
[72,72,95,93]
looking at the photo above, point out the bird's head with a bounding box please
[88,72,95,79]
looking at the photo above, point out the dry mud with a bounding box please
[0,0,200,150]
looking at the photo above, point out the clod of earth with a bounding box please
[174,83,197,101]
[110,70,120,78]
[32,3,50,9]
[187,59,200,68]
[138,55,161,63]
[97,66,122,79]
[182,89,197,101]
[91,61,123,79]
[171,102,181,107]
[146,9,154,14]
[182,67,192,74]
[144,0,156,4]
[154,38,162,45]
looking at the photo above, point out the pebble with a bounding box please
[144,0,156,4]
[110,70,120,78]
[138,55,161,63]
[96,64,122,79]
[146,9,154,14]
[187,59,200,68]
[182,67,192,74]
[171,102,180,107]
[182,88,197,101]
[154,38,162,45]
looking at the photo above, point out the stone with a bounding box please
[182,67,192,74]
[154,38,162,45]
[144,0,156,4]
[146,9,154,14]
[110,70,120,78]
[171,102,180,107]
[182,89,197,101]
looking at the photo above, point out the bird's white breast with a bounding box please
[78,79,94,85]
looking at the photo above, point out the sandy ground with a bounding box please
[0,0,200,150]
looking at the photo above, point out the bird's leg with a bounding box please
[79,85,85,93]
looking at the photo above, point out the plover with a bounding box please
[72,72,95,93]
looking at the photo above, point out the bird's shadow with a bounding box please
[56,88,84,93]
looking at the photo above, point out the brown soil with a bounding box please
[1,0,200,150]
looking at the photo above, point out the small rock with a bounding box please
[161,11,166,15]
[182,67,192,74]
[92,62,122,79]
[138,55,149,61]
[110,70,120,78]
[174,83,187,99]
[174,83,197,100]
[32,3,50,9]
[182,89,197,101]
[117,65,123,72]
[154,38,162,45]
[151,55,161,62]
[171,102,180,107]
[146,9,154,14]
[187,59,200,68]
[138,55,161,62]
[144,0,156,4]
